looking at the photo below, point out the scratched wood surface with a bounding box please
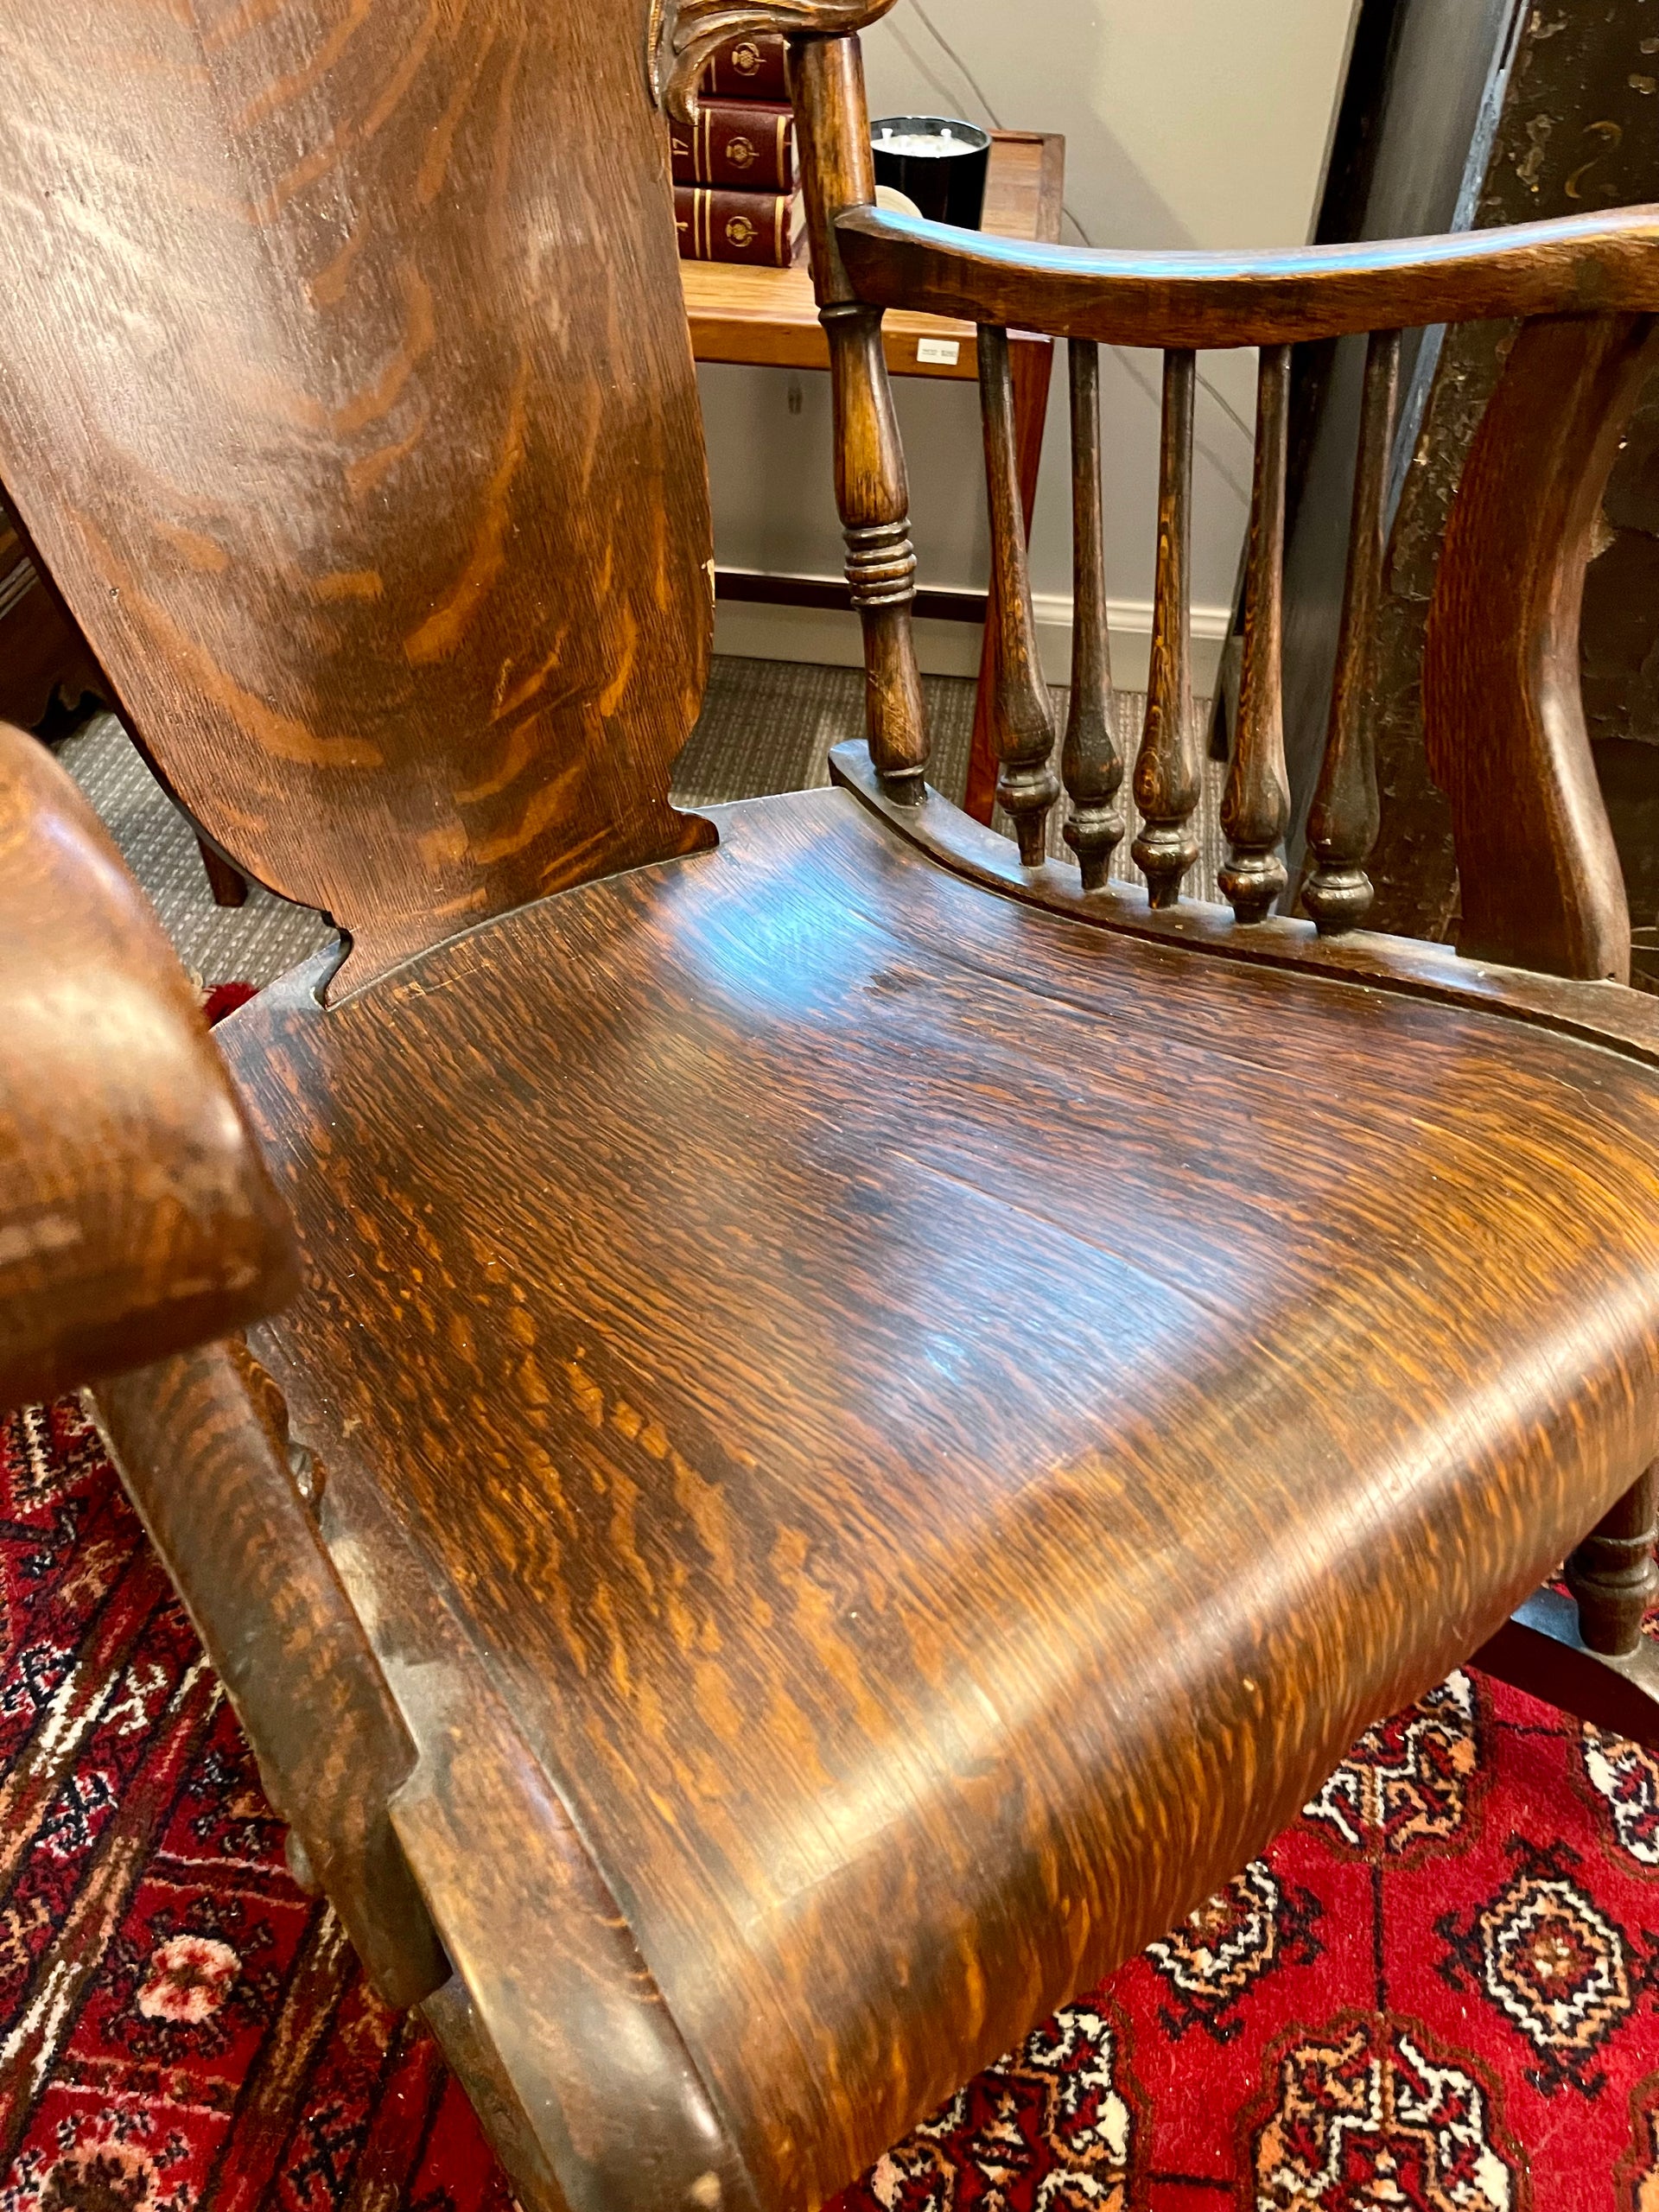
[0,0,717,991]
[215,785,1659,2212]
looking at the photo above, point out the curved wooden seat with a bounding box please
[194,785,1659,2211]
[12,2,1659,2204]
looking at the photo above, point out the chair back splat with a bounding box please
[836,201,1659,976]
[0,0,721,990]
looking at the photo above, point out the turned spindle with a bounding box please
[1132,349,1199,908]
[979,322,1059,866]
[1569,1464,1659,1658]
[1305,327,1401,931]
[1062,340,1123,891]
[792,34,929,803]
[1219,346,1291,923]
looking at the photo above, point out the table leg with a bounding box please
[965,331,1056,824]
[198,836,250,908]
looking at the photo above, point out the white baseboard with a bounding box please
[713,585,1232,696]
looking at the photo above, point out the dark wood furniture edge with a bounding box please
[1034,130,1066,244]
[834,200,1659,348]
[1475,1588,1659,1751]
[835,741,1659,1744]
[91,1343,447,2010]
[93,1289,767,2212]
[658,0,901,115]
[1424,312,1658,982]
[0,560,105,733]
[162,949,772,2212]
[827,740,1659,1071]
[0,726,295,1406]
[715,568,987,623]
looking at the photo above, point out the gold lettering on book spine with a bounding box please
[652,0,902,120]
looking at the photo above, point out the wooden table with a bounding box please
[683,130,1066,821]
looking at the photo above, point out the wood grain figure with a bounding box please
[1132,350,1199,906]
[0,0,720,994]
[835,201,1659,348]
[1060,340,1122,889]
[1,8,1658,2209]
[791,31,929,800]
[0,723,294,1410]
[1423,313,1659,982]
[1217,344,1291,924]
[979,324,1059,861]
[1304,327,1399,935]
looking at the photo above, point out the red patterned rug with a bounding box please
[3,1401,1658,2209]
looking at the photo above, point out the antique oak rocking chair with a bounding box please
[7,0,1659,2204]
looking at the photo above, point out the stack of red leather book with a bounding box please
[671,34,805,268]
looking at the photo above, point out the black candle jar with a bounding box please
[870,116,992,230]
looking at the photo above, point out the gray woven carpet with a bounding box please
[60,658,1223,985]
[58,717,339,986]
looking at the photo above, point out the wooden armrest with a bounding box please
[0,722,296,1408]
[834,203,1659,348]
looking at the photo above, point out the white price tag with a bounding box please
[916,337,962,367]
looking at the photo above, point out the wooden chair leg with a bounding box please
[1474,1462,1659,1746]
[1569,1460,1659,1652]
[198,834,250,907]
[422,1975,565,2212]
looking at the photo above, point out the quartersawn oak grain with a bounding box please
[0,723,294,1409]
[0,0,717,994]
[216,786,1659,2210]
[0,3,1655,2209]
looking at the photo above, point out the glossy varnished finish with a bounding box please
[827,743,1659,1067]
[978,326,1058,861]
[1131,352,1199,906]
[834,200,1659,349]
[1217,345,1290,925]
[0,723,294,1409]
[13,7,1659,2208]
[1303,327,1399,935]
[0,0,716,991]
[213,786,1659,2211]
[791,30,929,803]
[1059,342,1122,890]
[1423,313,1658,982]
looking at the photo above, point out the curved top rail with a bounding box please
[835,203,1659,349]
